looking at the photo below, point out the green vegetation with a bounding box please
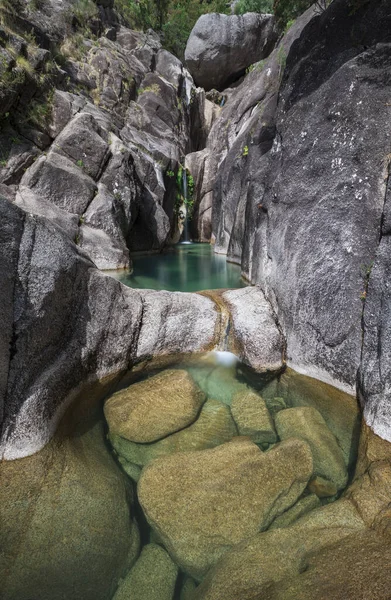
[115,0,229,60]
[175,165,195,219]
[242,145,249,157]
[138,83,161,96]
[274,0,333,29]
[72,0,98,31]
[235,0,273,15]
[0,0,23,27]
[29,0,49,10]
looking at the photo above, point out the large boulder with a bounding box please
[275,406,348,492]
[0,200,219,459]
[138,437,313,579]
[104,369,206,443]
[0,417,140,600]
[185,13,277,91]
[223,286,285,372]
[231,389,277,444]
[206,0,391,399]
[109,398,238,468]
[264,530,391,600]
[112,543,178,600]
[193,500,364,600]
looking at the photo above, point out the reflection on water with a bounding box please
[117,243,246,292]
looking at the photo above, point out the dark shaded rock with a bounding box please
[0,415,140,600]
[359,235,391,442]
[185,13,277,91]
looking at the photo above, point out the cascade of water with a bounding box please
[181,168,191,244]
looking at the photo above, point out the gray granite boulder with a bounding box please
[185,13,277,91]
[205,0,391,399]
[0,200,219,459]
[223,287,285,372]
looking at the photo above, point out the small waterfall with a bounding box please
[181,168,191,244]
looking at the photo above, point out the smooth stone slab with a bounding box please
[231,390,277,444]
[104,370,205,443]
[275,406,348,491]
[138,437,313,579]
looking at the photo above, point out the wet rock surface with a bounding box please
[112,543,178,600]
[231,389,277,444]
[0,407,140,600]
[104,369,206,443]
[109,398,237,468]
[275,406,348,492]
[138,437,313,579]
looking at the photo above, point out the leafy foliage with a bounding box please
[115,0,229,60]
[234,0,273,16]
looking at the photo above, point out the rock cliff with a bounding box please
[187,0,391,440]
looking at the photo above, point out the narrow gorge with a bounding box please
[0,0,391,599]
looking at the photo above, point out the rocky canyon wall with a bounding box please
[190,0,391,440]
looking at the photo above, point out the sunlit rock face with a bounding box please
[0,8,198,268]
[185,13,277,91]
[195,0,391,424]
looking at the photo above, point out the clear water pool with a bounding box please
[115,243,247,292]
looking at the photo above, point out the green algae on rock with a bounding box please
[192,500,365,600]
[138,437,313,579]
[0,422,140,600]
[275,406,348,492]
[231,389,277,444]
[108,398,238,468]
[112,544,178,600]
[104,369,206,443]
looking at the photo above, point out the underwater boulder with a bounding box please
[104,369,206,443]
[275,406,348,493]
[138,437,313,579]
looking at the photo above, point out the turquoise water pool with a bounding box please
[117,243,246,292]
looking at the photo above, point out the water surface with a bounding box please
[116,243,246,292]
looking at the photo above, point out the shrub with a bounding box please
[273,0,333,29]
[234,0,273,15]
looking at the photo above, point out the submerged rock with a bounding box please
[275,406,348,492]
[109,398,237,467]
[231,389,277,444]
[138,437,313,579]
[185,13,277,91]
[188,363,249,405]
[104,370,206,443]
[265,530,391,600]
[0,420,140,600]
[112,544,178,600]
[269,494,321,530]
[193,500,364,600]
